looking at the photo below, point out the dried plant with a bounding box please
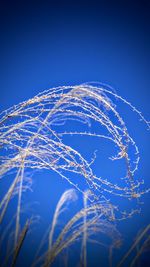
[32,189,121,267]
[0,83,149,267]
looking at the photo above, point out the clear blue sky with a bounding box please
[0,1,150,266]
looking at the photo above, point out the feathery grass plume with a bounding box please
[32,189,121,267]
[0,172,19,224]
[48,189,77,262]
[0,83,149,244]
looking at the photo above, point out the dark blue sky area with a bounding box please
[0,0,150,115]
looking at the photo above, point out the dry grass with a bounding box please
[32,189,121,267]
[0,83,149,266]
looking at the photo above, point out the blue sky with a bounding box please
[0,1,150,266]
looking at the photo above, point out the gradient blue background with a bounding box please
[0,1,150,266]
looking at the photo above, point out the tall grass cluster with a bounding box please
[0,83,149,266]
